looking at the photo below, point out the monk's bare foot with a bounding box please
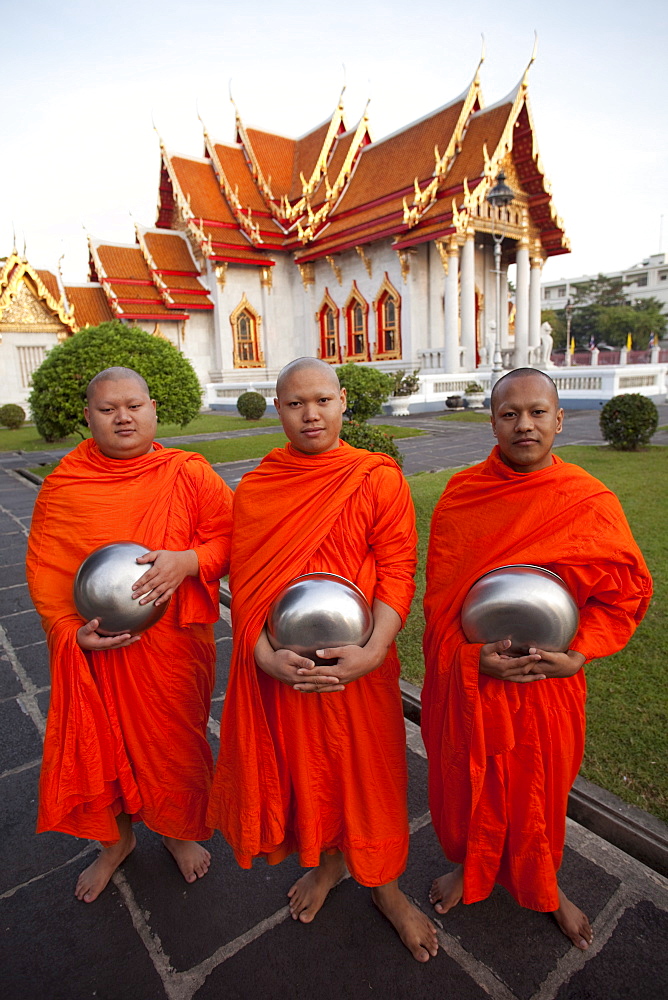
[429,865,463,915]
[553,886,593,950]
[75,818,136,903]
[287,851,346,923]
[372,881,438,962]
[163,837,211,883]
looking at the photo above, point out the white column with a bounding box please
[500,263,509,349]
[514,236,530,368]
[529,249,543,362]
[443,239,460,372]
[460,232,476,370]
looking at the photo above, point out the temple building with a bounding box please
[1,55,570,410]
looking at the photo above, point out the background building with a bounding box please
[2,57,570,410]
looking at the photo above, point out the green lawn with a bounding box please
[436,411,490,423]
[397,445,668,823]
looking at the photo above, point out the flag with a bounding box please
[569,337,575,355]
[626,333,632,351]
[589,333,596,350]
[649,332,655,348]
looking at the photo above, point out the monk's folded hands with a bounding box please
[478,639,546,683]
[527,647,586,678]
[132,549,199,605]
[254,628,344,693]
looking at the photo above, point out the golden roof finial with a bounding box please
[522,32,538,89]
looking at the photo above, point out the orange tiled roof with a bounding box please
[94,243,187,320]
[214,142,273,216]
[36,269,61,302]
[143,230,202,273]
[170,156,239,226]
[245,128,296,198]
[289,119,333,201]
[66,285,115,327]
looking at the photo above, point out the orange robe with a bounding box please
[207,441,417,887]
[26,439,233,845]
[422,447,652,911]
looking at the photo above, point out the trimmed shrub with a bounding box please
[0,403,26,429]
[28,321,202,441]
[237,391,267,420]
[339,420,403,467]
[600,393,658,451]
[336,363,395,423]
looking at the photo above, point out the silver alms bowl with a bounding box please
[460,564,579,654]
[73,541,169,636]
[266,572,374,661]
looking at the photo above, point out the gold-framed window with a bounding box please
[343,284,369,361]
[316,290,340,362]
[373,274,401,360]
[230,295,265,368]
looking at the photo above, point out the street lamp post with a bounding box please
[486,171,515,387]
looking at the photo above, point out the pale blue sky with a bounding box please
[3,0,666,284]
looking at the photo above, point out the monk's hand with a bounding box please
[526,647,586,678]
[479,639,546,683]
[132,549,199,606]
[254,629,343,692]
[76,619,141,650]
[312,643,384,686]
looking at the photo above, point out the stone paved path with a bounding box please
[2,411,668,999]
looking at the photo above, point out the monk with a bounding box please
[422,368,652,949]
[26,367,233,902]
[208,357,438,962]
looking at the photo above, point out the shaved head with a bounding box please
[86,367,150,402]
[490,368,559,415]
[275,357,340,400]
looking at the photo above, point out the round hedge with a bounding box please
[28,321,202,441]
[0,403,26,429]
[336,364,395,423]
[237,391,267,420]
[599,393,658,451]
[339,420,403,467]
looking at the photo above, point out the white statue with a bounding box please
[540,321,554,367]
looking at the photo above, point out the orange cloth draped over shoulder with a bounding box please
[26,439,233,844]
[422,447,652,912]
[207,441,417,887]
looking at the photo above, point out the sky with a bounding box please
[3,0,667,285]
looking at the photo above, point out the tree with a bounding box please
[28,321,202,441]
[336,363,394,422]
[549,275,667,350]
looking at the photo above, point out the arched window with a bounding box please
[230,295,264,368]
[374,275,401,360]
[317,290,340,362]
[344,284,369,361]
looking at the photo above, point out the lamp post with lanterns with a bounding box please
[486,171,515,387]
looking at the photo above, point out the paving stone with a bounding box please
[0,583,33,615]
[0,765,89,896]
[1,863,166,1000]
[1,561,28,585]
[1,608,43,647]
[0,653,22,699]
[555,899,668,1000]
[14,639,51,689]
[401,825,620,1000]
[195,874,490,1000]
[37,687,51,716]
[0,540,28,565]
[0,697,43,772]
[125,825,305,972]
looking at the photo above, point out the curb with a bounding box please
[399,678,668,878]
